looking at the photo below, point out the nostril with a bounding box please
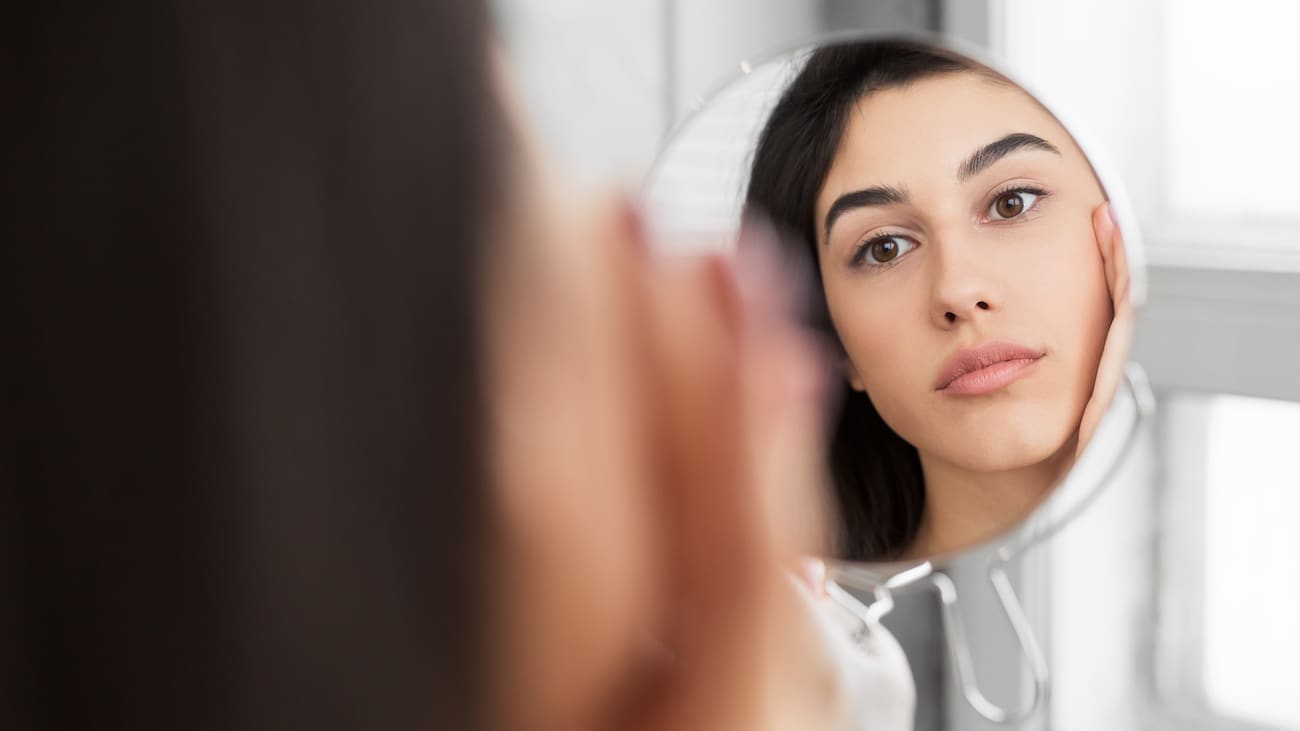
[944,311,957,323]
[976,301,989,310]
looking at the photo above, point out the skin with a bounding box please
[814,71,1119,558]
[485,56,852,730]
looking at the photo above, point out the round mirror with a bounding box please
[645,33,1146,570]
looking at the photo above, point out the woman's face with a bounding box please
[814,70,1111,474]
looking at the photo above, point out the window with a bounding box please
[1164,1,1300,223]
[995,0,1300,266]
[1155,393,1300,729]
[995,3,1300,729]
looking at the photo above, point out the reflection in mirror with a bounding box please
[647,39,1137,565]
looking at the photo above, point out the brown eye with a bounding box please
[854,234,916,267]
[995,193,1024,218]
[871,238,899,262]
[987,189,1043,221]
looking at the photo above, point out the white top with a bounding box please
[791,578,917,731]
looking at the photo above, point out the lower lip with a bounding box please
[939,357,1042,397]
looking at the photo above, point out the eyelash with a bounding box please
[850,232,914,269]
[984,184,1051,221]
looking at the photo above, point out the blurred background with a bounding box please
[493,1,1300,730]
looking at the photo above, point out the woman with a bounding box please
[746,42,1132,562]
[3,3,907,730]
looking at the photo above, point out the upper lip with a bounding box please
[933,340,1045,391]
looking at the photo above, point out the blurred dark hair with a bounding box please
[744,41,973,561]
[2,1,500,728]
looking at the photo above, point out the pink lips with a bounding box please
[934,341,1045,396]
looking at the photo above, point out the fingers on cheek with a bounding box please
[659,257,747,509]
[647,256,775,588]
[1113,238,1133,307]
[751,332,836,559]
[1091,202,1126,300]
[1092,203,1118,266]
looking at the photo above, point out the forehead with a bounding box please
[818,71,1080,209]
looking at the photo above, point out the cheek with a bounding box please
[988,221,1112,467]
[824,277,932,426]
[1032,223,1112,383]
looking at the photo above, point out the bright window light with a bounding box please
[1164,0,1300,221]
[1203,394,1300,729]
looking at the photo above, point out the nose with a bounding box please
[928,235,1000,329]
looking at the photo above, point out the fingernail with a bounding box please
[785,344,824,402]
[705,254,743,335]
[799,557,827,596]
[618,195,648,256]
[735,215,786,318]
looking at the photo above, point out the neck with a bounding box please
[903,435,1077,560]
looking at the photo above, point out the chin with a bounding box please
[934,422,1076,474]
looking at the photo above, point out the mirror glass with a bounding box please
[645,36,1140,565]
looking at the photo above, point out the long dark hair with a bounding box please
[744,41,972,561]
[2,1,499,728]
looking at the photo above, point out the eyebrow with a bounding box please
[957,132,1060,181]
[821,132,1061,244]
[822,185,907,244]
